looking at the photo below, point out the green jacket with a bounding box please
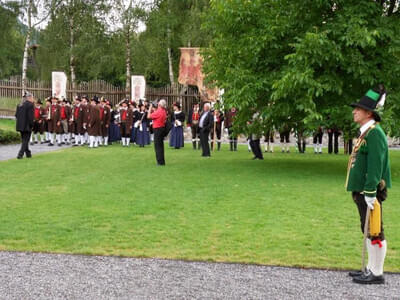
[346,124,391,197]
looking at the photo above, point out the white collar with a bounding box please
[174,111,181,114]
[360,119,375,135]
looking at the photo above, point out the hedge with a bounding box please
[0,129,20,144]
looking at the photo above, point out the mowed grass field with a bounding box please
[0,119,16,131]
[0,143,399,271]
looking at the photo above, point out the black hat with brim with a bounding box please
[350,88,382,122]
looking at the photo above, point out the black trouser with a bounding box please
[200,128,210,156]
[347,139,353,155]
[280,131,290,143]
[265,131,274,143]
[153,127,165,165]
[33,121,43,134]
[228,127,237,142]
[313,132,323,144]
[18,131,32,158]
[297,138,306,153]
[352,189,387,241]
[250,139,263,159]
[328,131,339,154]
[191,123,199,140]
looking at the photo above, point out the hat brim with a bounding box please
[350,103,381,122]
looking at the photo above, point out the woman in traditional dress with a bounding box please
[169,102,185,149]
[136,103,151,147]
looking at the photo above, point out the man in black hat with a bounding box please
[15,92,34,159]
[346,86,391,284]
[30,99,46,144]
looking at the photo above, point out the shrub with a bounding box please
[0,129,20,144]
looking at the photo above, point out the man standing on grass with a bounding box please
[15,91,34,159]
[148,99,167,165]
[199,102,214,157]
[346,86,391,284]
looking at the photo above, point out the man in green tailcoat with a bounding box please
[345,86,391,284]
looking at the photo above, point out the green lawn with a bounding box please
[0,144,399,271]
[0,119,16,131]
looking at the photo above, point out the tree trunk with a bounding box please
[167,1,174,86]
[125,26,131,98]
[22,0,33,97]
[69,15,76,96]
[167,45,175,85]
[388,0,396,16]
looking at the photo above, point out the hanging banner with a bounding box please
[131,75,146,101]
[52,71,67,99]
[178,47,218,102]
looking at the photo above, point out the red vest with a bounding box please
[74,107,80,119]
[34,107,40,120]
[60,107,66,119]
[121,110,127,121]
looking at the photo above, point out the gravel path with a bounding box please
[0,252,398,299]
[0,143,71,161]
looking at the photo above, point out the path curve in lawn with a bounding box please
[0,251,399,299]
[0,143,72,161]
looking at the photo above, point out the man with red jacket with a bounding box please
[148,99,167,165]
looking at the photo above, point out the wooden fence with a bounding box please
[0,77,200,117]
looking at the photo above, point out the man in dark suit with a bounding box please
[15,92,34,159]
[199,102,214,157]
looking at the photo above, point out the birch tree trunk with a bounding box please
[69,14,76,95]
[22,0,33,96]
[125,26,131,98]
[167,0,174,86]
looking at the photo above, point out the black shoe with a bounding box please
[17,156,23,159]
[353,272,384,284]
[48,143,54,146]
[349,270,366,277]
[30,142,34,145]
[26,153,32,158]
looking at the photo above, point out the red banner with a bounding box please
[178,48,218,102]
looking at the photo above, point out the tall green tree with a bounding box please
[36,0,113,84]
[0,2,24,78]
[203,0,400,136]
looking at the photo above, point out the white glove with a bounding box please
[365,196,376,210]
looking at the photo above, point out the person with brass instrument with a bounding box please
[346,86,391,284]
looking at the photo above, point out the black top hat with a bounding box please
[350,87,386,122]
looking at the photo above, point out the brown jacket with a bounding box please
[87,105,100,136]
